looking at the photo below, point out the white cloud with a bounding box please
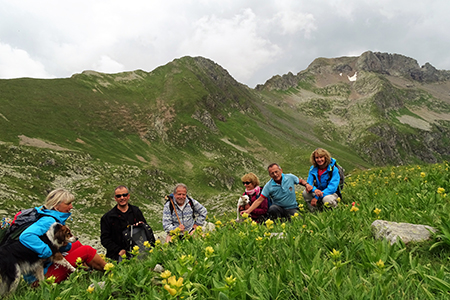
[1,0,450,87]
[0,43,52,78]
[272,11,316,37]
[179,8,282,84]
[93,55,125,74]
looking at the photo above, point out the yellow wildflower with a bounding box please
[168,275,184,288]
[161,270,172,279]
[164,284,178,296]
[350,206,359,212]
[104,263,114,271]
[251,221,257,227]
[46,276,56,284]
[143,241,151,248]
[131,245,140,255]
[179,254,192,265]
[336,197,341,203]
[329,248,341,260]
[215,220,222,227]
[376,259,385,269]
[195,226,203,234]
[420,172,426,178]
[264,232,271,237]
[242,212,249,219]
[255,236,263,241]
[373,208,381,215]
[75,256,83,268]
[302,224,307,228]
[160,270,172,279]
[281,223,286,230]
[205,246,214,257]
[438,187,445,195]
[265,219,274,229]
[170,227,182,236]
[225,275,236,286]
[87,286,95,293]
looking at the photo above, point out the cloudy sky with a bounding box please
[1,0,449,88]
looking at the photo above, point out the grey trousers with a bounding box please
[303,190,338,212]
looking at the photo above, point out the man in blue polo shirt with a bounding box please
[241,163,307,220]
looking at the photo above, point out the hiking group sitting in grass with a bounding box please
[0,147,341,292]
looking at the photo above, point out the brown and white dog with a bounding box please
[0,223,77,296]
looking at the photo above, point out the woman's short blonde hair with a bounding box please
[44,188,75,210]
[241,172,260,187]
[310,148,331,168]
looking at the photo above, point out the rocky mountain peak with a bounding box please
[356,51,450,82]
[257,51,450,92]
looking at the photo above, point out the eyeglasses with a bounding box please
[115,193,129,198]
[242,181,252,185]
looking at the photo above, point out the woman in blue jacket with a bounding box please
[303,148,340,212]
[20,188,106,284]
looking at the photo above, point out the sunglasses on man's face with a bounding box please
[242,181,252,185]
[115,193,129,198]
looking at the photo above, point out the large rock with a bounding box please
[371,220,437,245]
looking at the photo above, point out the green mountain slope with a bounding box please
[2,52,448,234]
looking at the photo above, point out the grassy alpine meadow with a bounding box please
[7,162,450,300]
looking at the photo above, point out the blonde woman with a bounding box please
[240,173,268,222]
[19,188,106,283]
[303,148,340,212]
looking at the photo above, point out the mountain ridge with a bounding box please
[1,51,449,233]
[254,51,450,165]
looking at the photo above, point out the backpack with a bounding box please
[165,194,195,219]
[122,222,156,255]
[0,208,54,246]
[327,162,345,198]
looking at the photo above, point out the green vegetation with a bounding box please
[3,54,450,298]
[7,162,450,299]
[313,83,351,97]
